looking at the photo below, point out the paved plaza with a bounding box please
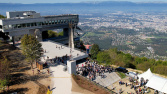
[40,41,88,62]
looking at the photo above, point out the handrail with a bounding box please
[0,14,78,20]
[47,40,87,54]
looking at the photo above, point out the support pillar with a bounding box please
[34,29,42,41]
[68,28,74,48]
[12,36,15,46]
[67,60,76,74]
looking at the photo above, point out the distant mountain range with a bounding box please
[0,1,167,6]
[1,1,167,16]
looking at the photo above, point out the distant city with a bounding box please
[1,1,167,60]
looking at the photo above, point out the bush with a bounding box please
[0,79,8,88]
[117,72,126,79]
[136,61,152,71]
[153,65,167,75]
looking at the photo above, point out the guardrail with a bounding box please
[47,40,87,54]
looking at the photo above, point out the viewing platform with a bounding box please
[40,40,88,62]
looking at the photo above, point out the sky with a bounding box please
[0,0,165,4]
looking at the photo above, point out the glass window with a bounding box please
[58,20,60,23]
[13,24,17,28]
[49,21,52,25]
[17,24,21,28]
[55,20,57,24]
[31,23,34,26]
[21,24,26,28]
[27,23,31,27]
[61,20,63,23]
[34,23,37,26]
[42,22,45,25]
[0,25,2,29]
[45,21,48,25]
[52,21,54,24]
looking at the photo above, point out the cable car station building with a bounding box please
[0,11,88,74]
[0,11,79,48]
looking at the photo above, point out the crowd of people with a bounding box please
[76,60,114,81]
[118,77,150,94]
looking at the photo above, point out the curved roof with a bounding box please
[138,68,167,93]
[138,68,153,81]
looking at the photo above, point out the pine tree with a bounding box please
[21,34,43,69]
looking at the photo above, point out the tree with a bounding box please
[48,30,58,38]
[58,31,64,36]
[0,56,10,88]
[97,51,111,65]
[21,34,43,69]
[0,14,6,19]
[90,44,100,59]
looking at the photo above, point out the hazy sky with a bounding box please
[0,0,165,4]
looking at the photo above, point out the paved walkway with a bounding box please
[49,64,72,94]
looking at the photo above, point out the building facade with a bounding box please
[0,11,79,48]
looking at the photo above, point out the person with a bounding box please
[119,81,122,85]
[47,69,49,74]
[126,82,128,87]
[134,85,136,90]
[83,44,92,54]
[38,69,40,74]
[70,49,72,53]
[119,88,122,94]
[47,86,52,94]
[32,69,34,75]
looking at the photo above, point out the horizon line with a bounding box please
[0,1,167,4]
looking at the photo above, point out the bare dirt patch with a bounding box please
[0,42,50,94]
[72,75,112,94]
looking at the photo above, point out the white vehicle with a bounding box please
[125,72,138,79]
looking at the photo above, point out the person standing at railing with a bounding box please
[83,44,92,54]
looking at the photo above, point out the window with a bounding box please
[61,20,63,23]
[17,24,21,28]
[45,21,48,25]
[52,21,55,24]
[55,20,57,24]
[31,23,34,26]
[27,23,31,27]
[0,25,2,29]
[42,22,45,25]
[49,21,52,25]
[21,24,26,27]
[58,20,60,24]
[37,22,41,26]
[34,23,37,26]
